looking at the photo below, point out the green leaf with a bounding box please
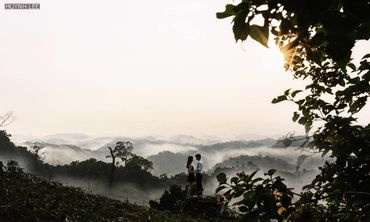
[291,90,303,97]
[337,103,347,109]
[249,170,257,179]
[230,176,239,184]
[322,104,334,115]
[362,53,370,59]
[292,112,299,122]
[232,12,250,41]
[215,184,228,193]
[216,4,236,19]
[284,88,291,96]
[298,117,307,125]
[216,172,227,184]
[251,178,263,184]
[272,95,287,104]
[267,169,276,176]
[349,96,367,114]
[249,25,269,47]
[347,63,357,72]
[363,71,370,81]
[223,189,233,200]
[272,179,288,192]
[234,188,245,198]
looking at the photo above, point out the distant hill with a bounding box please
[23,141,107,165]
[211,155,296,172]
[168,134,221,145]
[18,135,115,151]
[199,139,276,152]
[148,151,189,176]
[273,135,311,148]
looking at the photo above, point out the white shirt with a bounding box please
[196,160,203,173]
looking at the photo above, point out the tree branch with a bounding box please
[0,112,16,128]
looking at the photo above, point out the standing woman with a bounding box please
[186,156,195,197]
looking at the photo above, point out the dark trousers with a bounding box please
[196,173,203,195]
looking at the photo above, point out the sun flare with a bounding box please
[268,38,286,70]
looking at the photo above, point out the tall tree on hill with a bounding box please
[30,144,45,161]
[217,0,370,220]
[106,141,134,187]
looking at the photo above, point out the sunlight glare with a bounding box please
[267,37,286,70]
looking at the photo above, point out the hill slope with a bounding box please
[0,161,202,222]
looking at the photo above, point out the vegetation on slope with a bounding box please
[0,160,202,222]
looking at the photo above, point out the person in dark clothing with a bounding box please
[195,153,203,196]
[186,156,195,197]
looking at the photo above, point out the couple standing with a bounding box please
[186,154,203,197]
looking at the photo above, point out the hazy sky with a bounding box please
[1,0,369,139]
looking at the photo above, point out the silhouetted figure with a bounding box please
[186,156,195,197]
[195,153,203,196]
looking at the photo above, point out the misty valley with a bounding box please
[10,133,326,199]
[1,132,328,218]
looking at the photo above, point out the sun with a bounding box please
[267,38,286,70]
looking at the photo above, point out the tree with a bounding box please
[149,184,185,212]
[125,154,153,171]
[0,112,15,128]
[106,141,134,187]
[217,0,370,220]
[30,144,45,161]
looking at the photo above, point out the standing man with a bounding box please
[195,153,203,196]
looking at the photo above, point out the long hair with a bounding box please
[186,156,193,168]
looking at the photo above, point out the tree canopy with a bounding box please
[217,0,370,221]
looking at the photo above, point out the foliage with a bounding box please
[63,158,111,180]
[106,141,134,166]
[150,185,230,221]
[30,143,45,161]
[126,154,153,171]
[55,158,163,189]
[0,130,14,155]
[217,0,370,67]
[0,130,36,163]
[180,196,229,221]
[106,141,135,187]
[149,184,185,212]
[216,170,294,222]
[0,160,202,222]
[217,0,370,220]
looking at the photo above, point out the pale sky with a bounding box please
[1,0,369,139]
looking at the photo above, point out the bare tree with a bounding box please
[30,144,45,161]
[0,112,16,128]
